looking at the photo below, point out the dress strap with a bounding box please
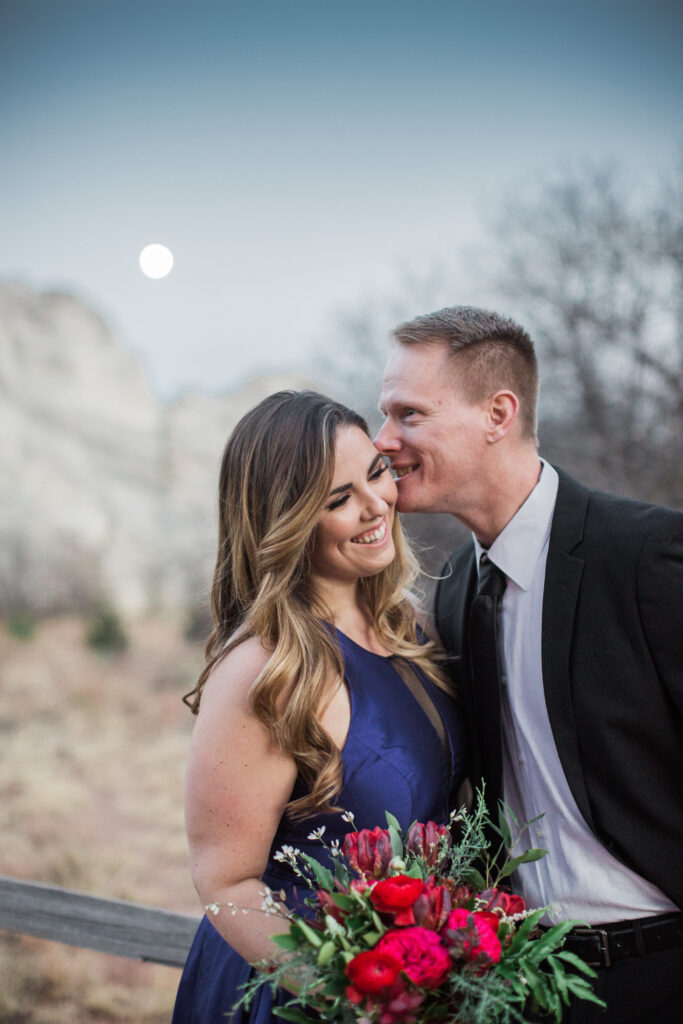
[390,657,449,755]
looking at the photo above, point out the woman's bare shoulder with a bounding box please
[199,635,274,715]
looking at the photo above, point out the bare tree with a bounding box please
[489,162,683,508]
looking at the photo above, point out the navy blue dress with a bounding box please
[172,629,467,1024]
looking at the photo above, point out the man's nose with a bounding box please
[373,418,400,453]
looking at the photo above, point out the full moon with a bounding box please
[139,243,174,279]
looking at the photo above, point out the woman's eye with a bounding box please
[370,464,388,481]
[327,494,350,511]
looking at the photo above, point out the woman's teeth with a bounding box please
[351,520,387,544]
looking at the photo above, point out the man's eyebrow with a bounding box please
[328,455,384,496]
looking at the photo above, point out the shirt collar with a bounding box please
[473,459,559,591]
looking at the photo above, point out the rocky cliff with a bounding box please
[0,282,308,616]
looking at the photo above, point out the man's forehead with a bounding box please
[380,345,452,401]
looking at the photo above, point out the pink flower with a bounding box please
[344,827,393,879]
[371,876,426,926]
[442,908,502,971]
[377,926,452,989]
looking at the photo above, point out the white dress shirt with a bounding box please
[473,460,677,924]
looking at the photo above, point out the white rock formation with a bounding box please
[0,282,308,616]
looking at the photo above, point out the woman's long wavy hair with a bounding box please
[183,390,448,818]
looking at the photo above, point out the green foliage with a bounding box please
[85,605,129,654]
[232,793,605,1023]
[6,609,37,640]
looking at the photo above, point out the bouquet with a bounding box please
[225,794,605,1023]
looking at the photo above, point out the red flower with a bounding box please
[406,821,451,866]
[371,875,425,926]
[442,908,502,970]
[346,949,402,994]
[344,827,393,878]
[480,886,526,917]
[378,926,452,989]
[412,876,452,930]
[474,910,500,934]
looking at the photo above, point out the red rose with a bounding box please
[480,886,526,917]
[346,949,402,994]
[442,908,502,970]
[474,910,500,934]
[412,876,452,930]
[371,875,425,926]
[344,827,393,878]
[378,926,451,989]
[406,821,451,866]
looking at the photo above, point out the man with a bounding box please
[375,306,683,1023]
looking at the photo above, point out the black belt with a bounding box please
[560,912,683,968]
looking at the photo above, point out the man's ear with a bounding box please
[486,390,519,443]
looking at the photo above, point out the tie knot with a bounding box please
[478,554,507,597]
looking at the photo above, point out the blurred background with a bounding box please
[1,1,681,1020]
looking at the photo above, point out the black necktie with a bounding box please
[468,553,507,813]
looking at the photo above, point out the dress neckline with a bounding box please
[333,625,393,661]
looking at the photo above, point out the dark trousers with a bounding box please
[526,942,683,1023]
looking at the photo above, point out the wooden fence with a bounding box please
[0,874,200,968]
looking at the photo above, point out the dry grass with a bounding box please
[0,616,204,1022]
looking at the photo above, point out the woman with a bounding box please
[173,390,467,1023]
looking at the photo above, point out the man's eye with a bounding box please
[402,408,417,418]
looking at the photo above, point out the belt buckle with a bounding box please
[573,927,611,968]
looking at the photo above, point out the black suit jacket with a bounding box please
[435,467,683,909]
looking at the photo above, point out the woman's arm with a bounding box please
[185,636,298,965]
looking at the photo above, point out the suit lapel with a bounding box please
[542,468,595,830]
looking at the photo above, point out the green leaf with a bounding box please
[299,852,335,891]
[460,866,487,890]
[362,930,381,946]
[547,955,569,1005]
[385,810,402,832]
[330,893,356,911]
[271,933,303,951]
[316,940,337,966]
[555,950,599,978]
[497,805,513,847]
[404,862,424,879]
[507,907,546,954]
[497,847,547,880]
[323,976,348,997]
[565,975,607,1007]
[371,911,385,932]
[334,860,350,888]
[388,826,403,859]
[292,919,322,947]
[272,1008,316,1024]
[527,920,578,961]
[520,961,550,1008]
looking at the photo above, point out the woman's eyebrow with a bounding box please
[328,455,384,497]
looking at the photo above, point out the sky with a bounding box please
[1,0,681,398]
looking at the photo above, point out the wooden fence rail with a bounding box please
[0,875,200,968]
